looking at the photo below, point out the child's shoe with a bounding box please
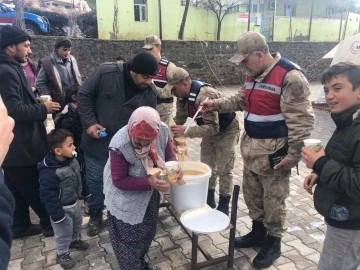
[69,239,89,250]
[57,252,75,269]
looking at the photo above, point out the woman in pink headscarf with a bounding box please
[103,106,180,270]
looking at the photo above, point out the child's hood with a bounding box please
[38,152,72,170]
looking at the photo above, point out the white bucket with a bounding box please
[170,161,211,212]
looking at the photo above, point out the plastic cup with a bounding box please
[149,168,167,181]
[304,139,322,152]
[165,161,179,183]
[40,95,51,103]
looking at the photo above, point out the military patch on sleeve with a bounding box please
[288,82,304,101]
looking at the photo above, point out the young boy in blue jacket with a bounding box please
[301,63,360,270]
[39,128,89,269]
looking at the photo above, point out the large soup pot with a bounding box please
[170,161,211,212]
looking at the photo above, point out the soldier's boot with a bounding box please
[207,189,216,208]
[252,235,281,268]
[86,209,102,236]
[235,220,267,248]
[216,195,231,215]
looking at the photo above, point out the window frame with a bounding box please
[134,0,147,22]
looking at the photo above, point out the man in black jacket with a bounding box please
[0,26,61,239]
[0,95,15,270]
[78,52,158,236]
[302,63,360,269]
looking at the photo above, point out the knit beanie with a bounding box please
[54,36,72,49]
[129,52,158,75]
[0,25,31,48]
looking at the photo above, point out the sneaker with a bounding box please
[69,239,89,250]
[42,227,54,237]
[86,209,102,236]
[56,252,75,269]
[13,224,42,239]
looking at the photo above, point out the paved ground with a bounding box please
[8,83,334,270]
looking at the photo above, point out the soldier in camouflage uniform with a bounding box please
[169,67,240,215]
[201,31,314,268]
[143,35,176,125]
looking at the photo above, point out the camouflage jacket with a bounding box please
[213,53,315,175]
[174,85,224,138]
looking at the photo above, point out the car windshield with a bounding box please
[0,4,13,12]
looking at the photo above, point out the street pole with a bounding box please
[342,10,349,40]
[271,0,277,41]
[247,0,252,31]
[158,0,163,39]
[308,0,314,41]
[338,9,343,41]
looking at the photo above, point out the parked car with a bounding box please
[0,2,49,35]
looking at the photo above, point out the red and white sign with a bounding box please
[238,13,248,22]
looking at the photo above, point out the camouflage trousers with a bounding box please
[242,166,290,238]
[156,102,173,125]
[201,119,240,196]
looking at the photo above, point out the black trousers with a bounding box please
[3,165,51,234]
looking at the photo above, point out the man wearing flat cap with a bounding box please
[36,36,81,109]
[169,67,240,216]
[0,25,61,239]
[201,31,314,268]
[143,35,177,125]
[78,52,158,236]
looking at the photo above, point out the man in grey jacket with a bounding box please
[78,52,158,236]
[36,37,81,108]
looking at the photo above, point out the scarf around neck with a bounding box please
[127,107,166,174]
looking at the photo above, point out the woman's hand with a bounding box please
[303,173,318,195]
[301,146,325,169]
[149,172,170,192]
[175,167,183,180]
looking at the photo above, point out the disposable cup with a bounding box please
[304,139,322,152]
[165,161,179,183]
[40,95,51,103]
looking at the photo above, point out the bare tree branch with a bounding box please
[202,0,241,40]
[179,0,190,40]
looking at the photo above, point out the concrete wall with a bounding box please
[30,36,336,86]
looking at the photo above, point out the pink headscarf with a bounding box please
[127,106,166,174]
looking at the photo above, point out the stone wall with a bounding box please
[31,36,336,85]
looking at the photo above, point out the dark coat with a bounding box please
[0,171,14,269]
[38,153,82,223]
[313,105,360,230]
[78,62,157,161]
[0,53,48,166]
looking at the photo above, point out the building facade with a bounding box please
[96,0,360,42]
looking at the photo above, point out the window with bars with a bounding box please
[180,0,201,7]
[228,4,240,12]
[134,0,147,21]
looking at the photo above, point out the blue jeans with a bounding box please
[84,154,107,211]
